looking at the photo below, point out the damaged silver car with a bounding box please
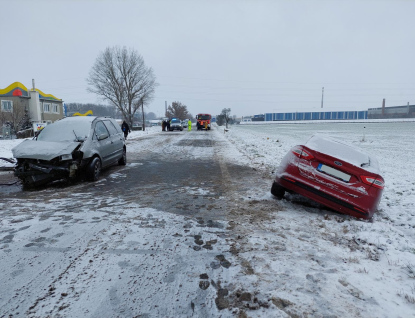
[12,116,126,187]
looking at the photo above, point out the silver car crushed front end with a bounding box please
[13,140,86,186]
[12,116,126,187]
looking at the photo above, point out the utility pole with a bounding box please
[142,99,145,131]
[321,87,324,108]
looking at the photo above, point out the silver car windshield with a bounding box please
[37,120,91,142]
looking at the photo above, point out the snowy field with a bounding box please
[218,120,415,317]
[1,121,415,317]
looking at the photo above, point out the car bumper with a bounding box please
[14,160,82,185]
[15,162,69,176]
[275,174,377,219]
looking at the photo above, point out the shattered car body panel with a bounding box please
[12,116,126,187]
[12,140,81,161]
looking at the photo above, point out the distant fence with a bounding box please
[16,128,34,139]
[264,111,368,121]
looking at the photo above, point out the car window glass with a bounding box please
[110,120,122,133]
[37,119,91,142]
[103,120,119,136]
[95,121,109,138]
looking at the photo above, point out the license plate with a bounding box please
[317,163,351,182]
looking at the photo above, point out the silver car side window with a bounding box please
[94,121,109,138]
[103,120,119,136]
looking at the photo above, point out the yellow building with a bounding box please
[0,81,64,132]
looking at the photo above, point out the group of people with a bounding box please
[161,119,192,131]
[196,121,209,130]
[161,119,170,131]
[121,119,193,139]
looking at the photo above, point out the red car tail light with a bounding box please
[285,177,297,183]
[292,146,314,160]
[361,176,385,189]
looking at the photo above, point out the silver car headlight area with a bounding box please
[60,154,73,161]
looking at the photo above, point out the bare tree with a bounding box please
[146,112,157,120]
[0,104,28,135]
[87,46,157,127]
[166,101,191,119]
[221,108,232,128]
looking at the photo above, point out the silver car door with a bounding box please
[93,121,112,167]
[103,120,124,161]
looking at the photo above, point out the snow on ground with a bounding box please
[214,121,415,317]
[0,139,21,167]
[127,125,162,140]
[0,195,235,317]
[1,121,415,317]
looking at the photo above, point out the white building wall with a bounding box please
[28,90,42,122]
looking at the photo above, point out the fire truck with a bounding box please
[196,113,212,130]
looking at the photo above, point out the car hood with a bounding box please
[12,140,81,161]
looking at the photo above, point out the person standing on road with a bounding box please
[188,119,192,131]
[162,120,165,131]
[166,119,170,131]
[121,120,131,139]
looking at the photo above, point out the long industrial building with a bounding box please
[367,104,415,119]
[256,105,415,122]
[264,110,368,121]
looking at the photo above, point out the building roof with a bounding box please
[0,82,62,101]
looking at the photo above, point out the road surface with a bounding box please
[0,128,274,318]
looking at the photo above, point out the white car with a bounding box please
[169,118,183,131]
[182,120,189,128]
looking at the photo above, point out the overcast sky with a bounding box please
[2,0,415,118]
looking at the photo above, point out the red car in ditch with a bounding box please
[271,135,384,219]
